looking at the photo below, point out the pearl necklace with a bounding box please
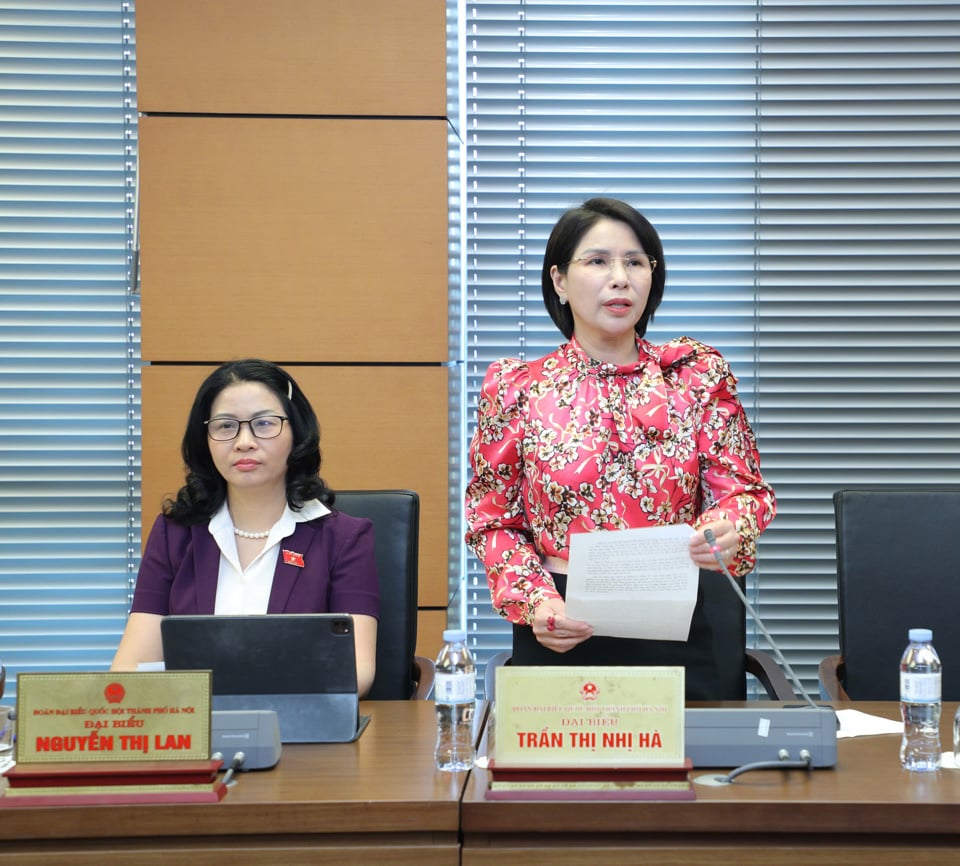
[233,527,270,540]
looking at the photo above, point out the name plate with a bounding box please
[494,665,684,768]
[16,671,212,764]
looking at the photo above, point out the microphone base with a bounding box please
[685,706,838,768]
[211,709,282,770]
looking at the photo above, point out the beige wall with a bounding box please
[135,0,446,116]
[135,0,451,662]
[138,115,449,364]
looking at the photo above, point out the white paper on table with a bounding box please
[563,525,698,641]
[834,711,959,770]
[835,708,904,739]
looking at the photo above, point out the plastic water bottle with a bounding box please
[953,703,960,766]
[434,629,476,771]
[900,627,942,771]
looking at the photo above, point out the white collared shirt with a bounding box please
[210,499,330,614]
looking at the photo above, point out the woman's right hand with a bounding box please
[532,599,593,652]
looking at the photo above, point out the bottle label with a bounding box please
[900,672,941,702]
[435,671,476,704]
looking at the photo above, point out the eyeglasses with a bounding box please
[568,254,657,277]
[205,415,288,441]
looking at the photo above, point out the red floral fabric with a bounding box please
[465,335,776,625]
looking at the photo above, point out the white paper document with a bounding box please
[835,708,903,739]
[564,525,698,641]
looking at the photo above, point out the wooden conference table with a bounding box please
[0,701,464,866]
[464,700,960,866]
[2,701,960,865]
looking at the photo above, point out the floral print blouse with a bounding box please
[465,335,776,626]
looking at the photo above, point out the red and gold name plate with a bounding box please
[15,671,212,764]
[494,666,684,768]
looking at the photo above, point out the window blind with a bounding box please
[0,1,139,701]
[755,0,960,683]
[459,0,960,695]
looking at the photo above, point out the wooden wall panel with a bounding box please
[138,116,449,364]
[141,364,451,607]
[416,609,448,665]
[136,0,455,645]
[135,0,447,116]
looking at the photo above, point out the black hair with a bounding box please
[540,197,666,339]
[163,359,332,524]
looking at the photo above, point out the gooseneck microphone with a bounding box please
[703,528,819,711]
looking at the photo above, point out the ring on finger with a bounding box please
[546,615,556,632]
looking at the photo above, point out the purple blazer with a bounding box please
[131,511,380,619]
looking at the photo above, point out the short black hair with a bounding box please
[163,358,332,524]
[541,197,666,339]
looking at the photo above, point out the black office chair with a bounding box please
[484,568,795,701]
[701,567,795,701]
[819,488,960,701]
[333,490,434,700]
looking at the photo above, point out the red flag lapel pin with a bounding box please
[282,549,305,568]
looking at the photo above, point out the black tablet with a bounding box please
[161,613,365,743]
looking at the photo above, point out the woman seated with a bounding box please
[112,359,379,696]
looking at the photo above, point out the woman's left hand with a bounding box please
[689,519,739,571]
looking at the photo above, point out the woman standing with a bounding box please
[465,198,776,699]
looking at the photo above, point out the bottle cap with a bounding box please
[908,628,933,643]
[442,629,466,644]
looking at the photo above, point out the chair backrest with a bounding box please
[483,570,790,701]
[699,568,748,700]
[333,489,420,700]
[833,488,960,700]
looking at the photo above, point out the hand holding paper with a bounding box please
[563,525,698,641]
